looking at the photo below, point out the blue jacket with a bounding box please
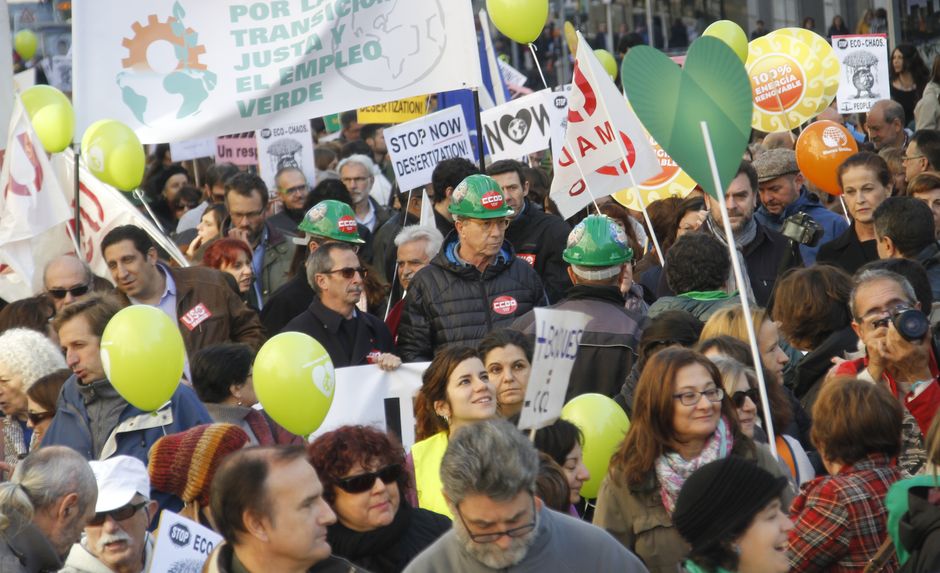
[42,375,212,464]
[754,188,848,265]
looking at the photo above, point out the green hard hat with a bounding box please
[563,215,633,266]
[448,174,515,219]
[294,199,365,245]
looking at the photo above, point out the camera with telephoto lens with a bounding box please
[780,212,824,247]
[890,308,930,342]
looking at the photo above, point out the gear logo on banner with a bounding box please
[116,1,217,126]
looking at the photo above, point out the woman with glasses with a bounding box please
[0,329,67,475]
[594,347,788,573]
[25,369,70,448]
[308,425,450,573]
[409,346,497,519]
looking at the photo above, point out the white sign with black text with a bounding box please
[148,510,223,573]
[517,308,591,431]
[481,89,557,161]
[831,34,890,114]
[169,138,217,162]
[255,120,316,194]
[385,107,475,192]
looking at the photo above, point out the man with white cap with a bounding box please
[61,456,157,573]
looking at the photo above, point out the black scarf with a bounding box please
[326,495,413,573]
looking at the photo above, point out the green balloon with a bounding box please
[621,36,753,200]
[80,119,146,191]
[561,393,630,499]
[703,20,748,63]
[100,306,185,412]
[486,0,548,44]
[14,30,37,60]
[594,49,618,81]
[21,85,74,153]
[253,332,336,436]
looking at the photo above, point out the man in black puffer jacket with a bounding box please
[398,175,547,361]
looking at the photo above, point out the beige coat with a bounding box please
[593,443,792,573]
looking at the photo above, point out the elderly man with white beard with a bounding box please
[61,456,156,573]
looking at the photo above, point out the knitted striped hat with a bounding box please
[148,423,250,508]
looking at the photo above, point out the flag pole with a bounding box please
[701,120,777,459]
[73,144,82,257]
[472,88,486,172]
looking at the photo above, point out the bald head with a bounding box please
[762,131,796,151]
[866,100,906,151]
[43,255,93,311]
[816,105,844,125]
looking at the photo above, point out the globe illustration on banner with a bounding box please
[333,0,447,91]
[115,2,217,126]
[822,125,847,148]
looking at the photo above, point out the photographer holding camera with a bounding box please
[753,149,848,266]
[833,269,940,447]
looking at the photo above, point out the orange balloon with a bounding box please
[795,121,858,196]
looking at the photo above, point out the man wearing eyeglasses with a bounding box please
[337,154,391,233]
[266,166,311,239]
[282,242,398,369]
[404,419,647,572]
[398,175,547,362]
[43,255,96,312]
[63,456,156,573]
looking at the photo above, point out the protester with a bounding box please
[267,167,311,238]
[817,152,892,273]
[0,329,66,472]
[700,307,789,385]
[672,456,792,573]
[487,159,571,302]
[206,446,367,573]
[535,454,571,513]
[202,238,256,306]
[61,456,157,573]
[866,100,910,151]
[513,214,645,400]
[403,419,648,572]
[397,175,546,361]
[0,295,57,341]
[478,329,532,423]
[308,425,452,573]
[915,55,940,130]
[902,129,940,184]
[594,348,788,573]
[597,203,649,314]
[338,154,392,233]
[385,226,443,341]
[827,15,849,38]
[25,369,70,448]
[874,196,940,296]
[186,203,227,261]
[648,233,740,322]
[411,346,497,518]
[533,419,591,515]
[101,225,265,355]
[190,343,303,446]
[701,160,799,306]
[42,255,97,312]
[371,186,431,283]
[879,146,908,195]
[908,171,940,239]
[176,162,239,234]
[635,196,682,286]
[753,148,848,264]
[788,378,903,571]
[890,44,929,126]
[43,294,212,463]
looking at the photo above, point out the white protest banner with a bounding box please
[215,133,257,166]
[548,85,571,162]
[169,138,216,162]
[832,35,890,114]
[518,308,591,431]
[498,58,528,88]
[312,362,428,451]
[73,0,482,144]
[13,68,35,92]
[481,89,553,161]
[148,510,223,573]
[42,55,72,94]
[0,0,12,148]
[549,37,660,218]
[256,120,316,193]
[385,107,475,192]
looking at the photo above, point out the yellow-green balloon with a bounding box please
[80,119,146,191]
[561,393,630,499]
[14,30,37,61]
[486,0,549,44]
[594,49,618,80]
[100,306,184,412]
[21,85,74,153]
[703,20,748,63]
[253,332,336,436]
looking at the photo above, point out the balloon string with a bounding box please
[838,195,851,223]
[528,43,549,90]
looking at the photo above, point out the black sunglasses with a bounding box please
[334,464,403,494]
[47,284,90,299]
[26,411,55,425]
[732,388,761,408]
[88,501,147,526]
[321,266,367,279]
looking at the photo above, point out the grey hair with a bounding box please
[336,153,377,176]
[0,446,97,534]
[305,242,357,296]
[877,99,906,126]
[441,419,538,505]
[711,356,758,397]
[850,268,918,318]
[394,226,444,260]
[0,328,67,391]
[39,254,94,293]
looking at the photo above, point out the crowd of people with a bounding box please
[3,26,940,573]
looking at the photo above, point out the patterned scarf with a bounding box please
[655,416,733,515]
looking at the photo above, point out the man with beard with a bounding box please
[404,419,647,572]
[282,242,398,369]
[338,154,391,233]
[702,160,798,306]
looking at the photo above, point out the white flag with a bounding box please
[0,98,74,301]
[419,188,435,229]
[549,34,661,218]
[0,0,14,149]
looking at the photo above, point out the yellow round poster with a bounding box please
[613,133,697,211]
[773,28,840,115]
[746,34,827,132]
